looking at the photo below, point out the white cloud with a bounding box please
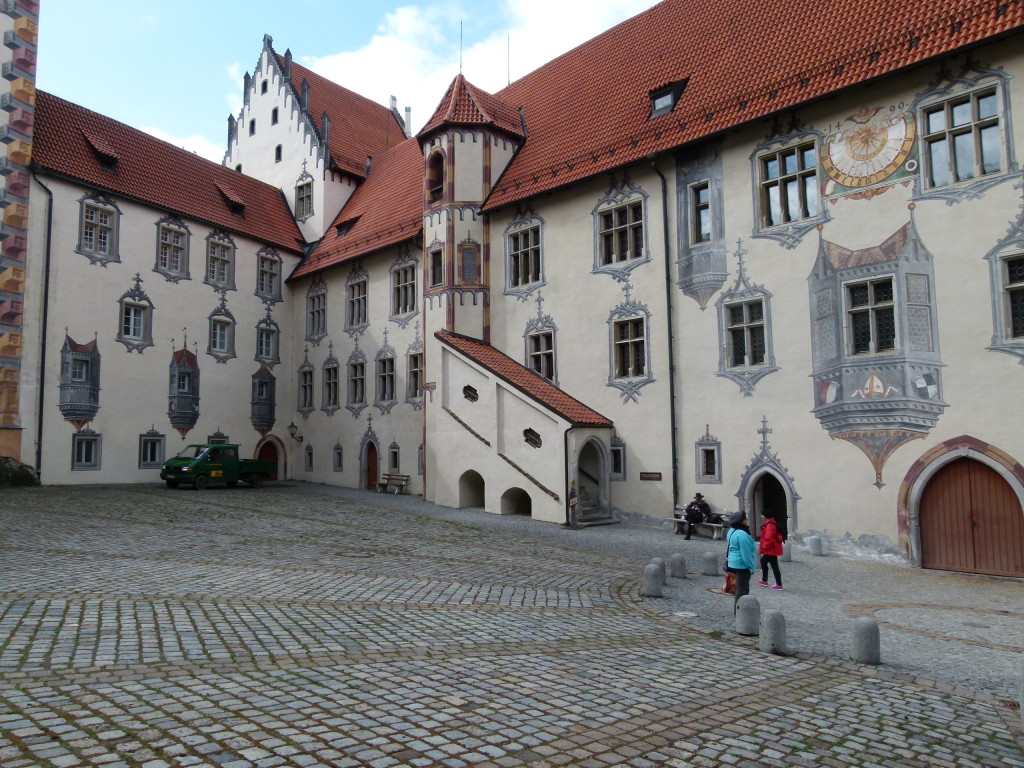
[303,0,658,135]
[225,62,244,118]
[142,126,225,163]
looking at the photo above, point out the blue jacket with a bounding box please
[726,527,757,572]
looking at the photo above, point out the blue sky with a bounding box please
[37,0,659,161]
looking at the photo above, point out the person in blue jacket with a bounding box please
[725,511,757,612]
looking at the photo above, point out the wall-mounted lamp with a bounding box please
[287,422,303,443]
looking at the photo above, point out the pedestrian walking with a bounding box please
[757,509,784,590]
[725,511,756,612]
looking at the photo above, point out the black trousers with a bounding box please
[729,568,751,612]
[761,555,782,586]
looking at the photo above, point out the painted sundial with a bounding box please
[822,106,917,189]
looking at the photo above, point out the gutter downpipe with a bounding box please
[651,155,679,509]
[32,174,55,479]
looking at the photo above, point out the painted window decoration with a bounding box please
[984,194,1024,362]
[458,241,480,285]
[695,425,722,485]
[255,313,280,367]
[607,286,654,402]
[346,272,369,335]
[77,195,120,265]
[206,291,236,364]
[297,349,314,418]
[523,428,542,448]
[691,181,711,245]
[676,143,728,308]
[610,438,626,481]
[390,252,418,326]
[139,430,165,469]
[256,249,282,302]
[116,274,154,354]
[592,177,650,279]
[407,351,423,400]
[523,293,558,385]
[333,443,343,472]
[505,213,544,297]
[750,129,828,248]
[167,342,200,440]
[375,334,397,415]
[347,345,367,417]
[250,366,276,435]
[205,232,236,290]
[59,333,100,429]
[155,218,189,281]
[322,343,340,415]
[847,278,896,355]
[305,276,327,344]
[71,430,101,470]
[715,243,778,395]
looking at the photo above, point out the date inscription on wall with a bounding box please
[639,472,662,481]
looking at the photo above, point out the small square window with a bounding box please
[139,434,165,468]
[72,432,101,470]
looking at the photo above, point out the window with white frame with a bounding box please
[306,279,327,342]
[599,202,644,265]
[139,432,165,468]
[122,303,148,341]
[726,300,766,367]
[392,264,417,316]
[72,431,100,470]
[71,359,89,382]
[299,368,314,410]
[407,352,423,399]
[691,181,711,244]
[527,331,555,381]
[296,180,313,220]
[256,323,278,364]
[156,219,188,279]
[613,318,646,378]
[759,142,819,228]
[509,225,542,288]
[205,235,235,289]
[257,250,281,301]
[847,277,896,354]
[923,88,1002,189]
[177,371,192,393]
[209,318,233,355]
[78,197,119,263]
[695,428,722,484]
[376,356,396,403]
[323,363,340,409]
[348,361,366,405]
[347,278,368,328]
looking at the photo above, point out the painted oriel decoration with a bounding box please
[168,339,200,439]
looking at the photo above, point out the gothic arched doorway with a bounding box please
[576,439,608,523]
[750,472,788,536]
[364,442,378,491]
[256,441,280,481]
[920,457,1024,577]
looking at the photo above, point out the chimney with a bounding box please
[263,34,273,50]
[390,95,397,112]
[405,106,412,138]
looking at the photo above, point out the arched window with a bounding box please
[271,107,279,125]
[261,79,268,94]
[426,151,445,203]
[275,145,282,163]
[248,119,256,136]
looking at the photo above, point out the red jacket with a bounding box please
[758,517,784,557]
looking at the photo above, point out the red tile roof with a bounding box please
[419,74,524,139]
[33,91,304,254]
[292,137,424,279]
[484,0,1024,211]
[436,330,612,427]
[277,55,407,179]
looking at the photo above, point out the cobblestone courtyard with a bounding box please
[1,484,1022,767]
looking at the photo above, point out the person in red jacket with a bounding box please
[757,509,784,590]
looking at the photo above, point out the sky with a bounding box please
[36,0,660,163]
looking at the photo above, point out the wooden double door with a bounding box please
[920,458,1024,577]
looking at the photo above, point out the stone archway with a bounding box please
[458,469,485,508]
[576,438,609,523]
[500,487,532,516]
[255,439,282,481]
[736,416,800,533]
[750,472,788,536]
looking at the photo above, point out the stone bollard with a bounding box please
[701,551,720,576]
[649,557,668,585]
[806,535,824,557]
[782,540,792,562]
[1019,668,1024,729]
[852,617,881,665]
[736,595,760,636]
[669,552,687,579]
[759,610,787,655]
[640,563,663,597]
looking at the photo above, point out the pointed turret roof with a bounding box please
[418,74,524,139]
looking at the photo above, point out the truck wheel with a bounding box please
[165,479,179,489]
[193,475,209,491]
[249,475,263,489]
[227,480,238,487]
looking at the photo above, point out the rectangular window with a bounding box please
[347,280,367,327]
[81,204,114,257]
[299,369,314,409]
[207,240,233,287]
[726,300,766,367]
[72,434,100,470]
[296,181,313,219]
[430,248,444,287]
[691,182,711,244]
[307,293,326,338]
[610,441,626,481]
[333,445,343,472]
[256,379,271,399]
[702,448,717,477]
[377,357,395,402]
[923,88,1001,188]
[760,142,818,227]
[210,319,231,353]
[1006,256,1024,338]
[122,303,147,340]
[258,255,280,299]
[71,359,89,382]
[459,244,480,283]
[848,278,896,354]
[158,224,186,273]
[407,352,423,399]
[177,372,191,393]
[348,362,365,404]
[392,264,417,315]
[509,226,542,287]
[304,446,313,472]
[257,327,277,360]
[599,202,644,264]
[324,365,340,408]
[139,434,165,468]
[527,331,555,381]
[389,446,400,472]
[614,318,646,378]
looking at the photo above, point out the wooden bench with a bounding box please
[671,517,725,540]
[376,473,410,494]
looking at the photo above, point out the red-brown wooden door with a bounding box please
[920,458,1024,577]
[365,443,378,491]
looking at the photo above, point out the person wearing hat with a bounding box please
[725,511,757,612]
[681,493,711,539]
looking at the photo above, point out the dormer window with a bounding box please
[336,217,359,237]
[649,79,688,119]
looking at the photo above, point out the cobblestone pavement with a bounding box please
[0,484,1021,768]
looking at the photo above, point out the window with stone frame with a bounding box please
[376,355,396,404]
[391,263,417,317]
[847,277,896,355]
[599,202,644,265]
[389,443,400,472]
[323,362,340,411]
[209,318,234,356]
[256,319,279,366]
[304,444,313,472]
[116,274,154,354]
[429,247,444,288]
[715,248,778,395]
[205,233,235,290]
[690,181,712,245]
[695,427,722,485]
[72,430,101,470]
[527,331,555,382]
[77,196,119,264]
[346,276,368,330]
[299,367,314,410]
[726,300,767,367]
[759,142,819,228]
[922,87,1002,189]
[509,224,542,289]
[256,250,282,302]
[139,431,165,469]
[1004,256,1024,340]
[306,278,328,343]
[407,352,423,400]
[296,179,314,220]
[610,438,626,481]
[155,218,189,280]
[348,360,366,406]
[613,318,646,378]
[333,443,343,472]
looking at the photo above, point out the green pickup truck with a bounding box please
[160,444,276,490]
